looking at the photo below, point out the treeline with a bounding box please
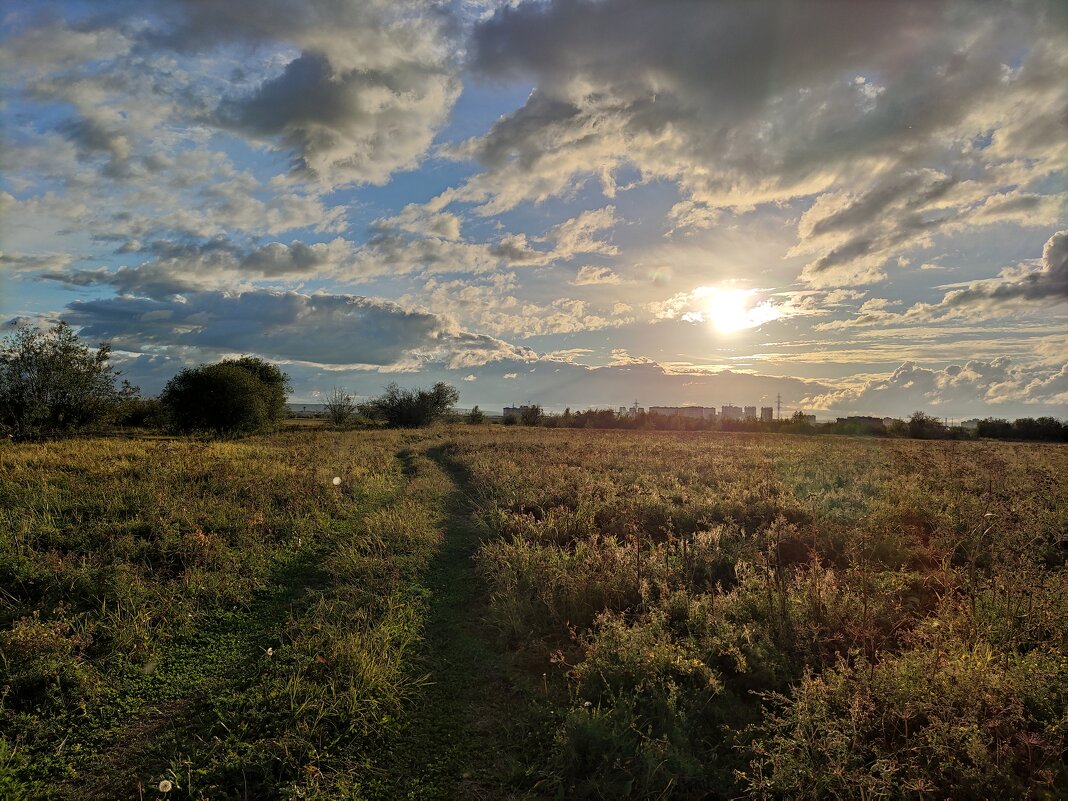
[0,323,459,438]
[504,406,1068,442]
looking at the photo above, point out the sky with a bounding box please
[1,0,1066,419]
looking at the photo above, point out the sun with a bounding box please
[704,288,751,333]
[694,287,780,334]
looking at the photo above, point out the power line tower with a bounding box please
[776,392,782,421]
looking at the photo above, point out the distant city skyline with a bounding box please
[2,1,1066,421]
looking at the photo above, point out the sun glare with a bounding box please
[694,287,780,334]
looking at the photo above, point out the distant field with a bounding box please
[1,428,1065,799]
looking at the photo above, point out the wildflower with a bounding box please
[159,779,173,792]
[332,476,341,486]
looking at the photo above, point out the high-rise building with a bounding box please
[743,405,757,420]
[649,406,717,420]
[721,404,742,421]
[760,406,774,422]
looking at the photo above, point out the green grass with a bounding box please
[2,427,1066,799]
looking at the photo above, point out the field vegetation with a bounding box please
[1,426,1065,799]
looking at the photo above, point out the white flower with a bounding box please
[332,476,341,486]
[159,779,173,792]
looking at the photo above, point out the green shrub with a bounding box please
[744,639,1068,798]
[360,382,458,427]
[0,322,136,438]
[160,356,290,434]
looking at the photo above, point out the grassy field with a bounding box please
[1,427,1065,798]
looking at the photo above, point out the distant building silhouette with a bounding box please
[649,406,717,420]
[721,404,742,421]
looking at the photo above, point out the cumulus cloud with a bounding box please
[350,203,623,280]
[413,275,633,337]
[936,229,1068,308]
[458,2,1060,199]
[2,0,461,189]
[435,0,1068,288]
[803,358,1068,416]
[63,288,535,369]
[179,0,460,186]
[217,48,459,186]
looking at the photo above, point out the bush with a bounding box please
[324,386,357,427]
[521,404,544,426]
[908,411,945,439]
[467,405,485,425]
[744,640,1068,798]
[160,357,290,435]
[361,382,458,427]
[0,322,136,438]
[114,396,165,429]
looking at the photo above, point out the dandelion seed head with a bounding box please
[159,779,173,792]
[332,476,341,486]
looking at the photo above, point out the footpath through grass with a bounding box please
[355,442,549,800]
[0,430,551,799]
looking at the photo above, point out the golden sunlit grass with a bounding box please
[455,427,1068,797]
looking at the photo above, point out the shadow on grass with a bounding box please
[64,546,334,800]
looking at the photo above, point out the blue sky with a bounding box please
[1,0,1066,418]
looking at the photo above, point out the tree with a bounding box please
[324,386,357,427]
[361,382,459,427]
[520,404,543,426]
[160,357,291,435]
[466,405,485,424]
[976,417,1013,439]
[908,411,944,439]
[0,322,136,438]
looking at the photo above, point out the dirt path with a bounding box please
[360,443,547,800]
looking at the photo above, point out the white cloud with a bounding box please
[818,229,1068,329]
[803,357,1068,416]
[573,265,621,285]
